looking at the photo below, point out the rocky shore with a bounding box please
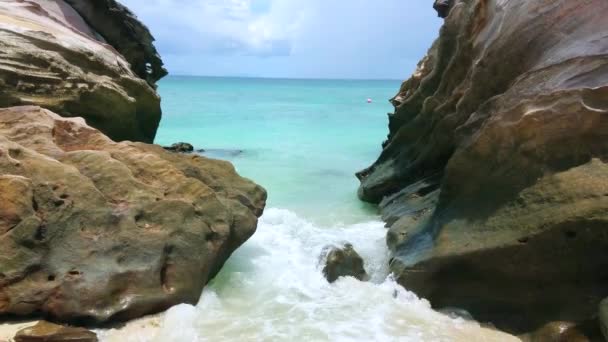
[358,0,608,336]
[0,0,266,328]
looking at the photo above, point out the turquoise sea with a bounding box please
[100,77,514,341]
[154,76,398,224]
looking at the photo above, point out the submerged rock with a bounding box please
[14,321,97,342]
[322,243,369,283]
[358,0,608,333]
[0,0,165,142]
[164,142,195,153]
[0,106,267,323]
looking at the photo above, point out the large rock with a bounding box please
[14,321,97,342]
[0,0,165,143]
[357,0,608,333]
[0,106,267,323]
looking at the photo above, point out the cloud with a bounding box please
[121,0,302,57]
[120,0,442,79]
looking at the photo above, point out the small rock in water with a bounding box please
[14,321,98,342]
[163,142,194,153]
[321,243,369,283]
[438,307,475,321]
[519,321,595,342]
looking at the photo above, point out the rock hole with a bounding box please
[160,245,174,293]
[134,212,143,222]
[47,275,55,281]
[517,237,529,244]
[205,231,220,241]
[565,230,577,239]
[8,148,21,158]
[35,225,47,241]
[32,198,39,211]
[53,199,65,207]
[68,270,81,276]
[59,194,69,199]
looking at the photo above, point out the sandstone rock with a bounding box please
[14,321,97,342]
[164,142,195,153]
[63,0,167,86]
[0,106,267,323]
[322,244,369,283]
[0,0,164,142]
[357,0,608,333]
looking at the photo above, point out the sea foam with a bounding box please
[98,208,517,342]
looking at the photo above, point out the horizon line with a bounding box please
[163,74,405,82]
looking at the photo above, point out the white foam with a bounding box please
[98,208,517,342]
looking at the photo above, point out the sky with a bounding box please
[120,0,442,80]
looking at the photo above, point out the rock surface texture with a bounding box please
[0,0,166,143]
[357,0,608,333]
[322,243,369,283]
[0,106,266,323]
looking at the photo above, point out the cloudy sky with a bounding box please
[120,0,442,79]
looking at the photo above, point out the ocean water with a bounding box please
[99,77,516,341]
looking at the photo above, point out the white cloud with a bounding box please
[119,0,442,78]
[122,0,304,56]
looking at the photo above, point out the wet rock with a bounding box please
[438,307,474,321]
[14,321,97,342]
[0,0,164,142]
[164,142,195,153]
[358,0,608,333]
[519,321,600,342]
[0,106,267,324]
[600,298,608,341]
[322,243,369,283]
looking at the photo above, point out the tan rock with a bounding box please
[0,106,267,323]
[14,321,97,342]
[0,0,165,142]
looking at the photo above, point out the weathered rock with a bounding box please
[14,321,97,342]
[357,0,608,333]
[322,243,369,283]
[0,106,267,323]
[63,0,167,86]
[0,0,164,142]
[600,298,608,341]
[163,142,195,153]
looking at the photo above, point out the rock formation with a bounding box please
[14,321,98,342]
[164,142,195,153]
[0,0,166,143]
[357,0,608,333]
[321,243,369,283]
[0,106,266,323]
